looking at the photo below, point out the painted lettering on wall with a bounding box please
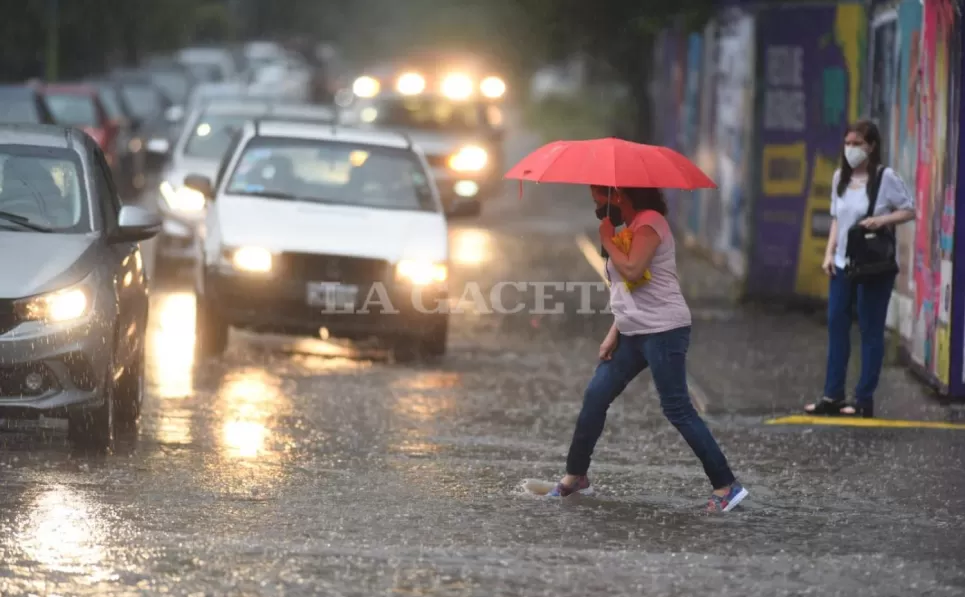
[764,45,806,131]
[761,142,807,196]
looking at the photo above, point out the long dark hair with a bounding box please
[836,119,883,197]
[591,185,668,216]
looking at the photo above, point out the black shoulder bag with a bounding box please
[844,165,899,280]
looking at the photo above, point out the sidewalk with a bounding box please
[675,248,962,423]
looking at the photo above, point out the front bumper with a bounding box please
[0,315,113,416]
[155,194,205,261]
[431,168,501,209]
[206,267,448,340]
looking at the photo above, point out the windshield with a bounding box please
[0,98,40,124]
[182,113,251,160]
[369,97,486,131]
[0,147,88,232]
[225,137,436,212]
[46,94,98,127]
[121,85,162,119]
[150,72,189,103]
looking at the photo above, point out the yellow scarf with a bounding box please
[611,228,651,290]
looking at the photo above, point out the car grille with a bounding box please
[277,253,391,284]
[0,299,20,336]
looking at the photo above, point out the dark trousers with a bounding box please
[823,267,896,405]
[564,326,737,489]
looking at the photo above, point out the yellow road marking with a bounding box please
[575,233,709,414]
[765,415,965,430]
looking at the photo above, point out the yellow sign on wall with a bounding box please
[794,153,837,299]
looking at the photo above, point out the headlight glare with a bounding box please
[353,76,380,98]
[16,287,90,323]
[441,73,473,100]
[231,247,273,273]
[396,260,447,285]
[160,180,206,212]
[448,145,488,172]
[396,72,426,95]
[480,76,506,98]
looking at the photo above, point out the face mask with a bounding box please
[844,146,868,168]
[595,204,624,227]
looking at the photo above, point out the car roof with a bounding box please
[0,85,38,97]
[250,119,411,149]
[0,123,73,148]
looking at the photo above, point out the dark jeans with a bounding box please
[824,267,896,405]
[564,326,737,489]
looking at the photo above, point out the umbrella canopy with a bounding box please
[504,137,716,190]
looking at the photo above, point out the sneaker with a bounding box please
[546,475,593,497]
[706,481,748,512]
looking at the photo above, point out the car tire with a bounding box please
[421,317,448,358]
[115,344,144,427]
[195,295,228,358]
[68,361,116,452]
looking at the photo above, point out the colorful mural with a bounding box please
[911,0,960,388]
[712,7,755,278]
[746,2,865,299]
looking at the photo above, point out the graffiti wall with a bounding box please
[746,2,865,299]
[911,0,960,388]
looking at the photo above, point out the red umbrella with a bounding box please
[504,137,716,190]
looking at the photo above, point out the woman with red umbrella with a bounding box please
[507,139,748,512]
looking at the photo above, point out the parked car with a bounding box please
[42,84,120,174]
[0,85,55,124]
[152,98,337,272]
[0,124,161,450]
[187,119,449,361]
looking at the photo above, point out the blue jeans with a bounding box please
[565,326,737,489]
[823,267,896,405]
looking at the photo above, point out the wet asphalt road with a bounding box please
[2,125,965,596]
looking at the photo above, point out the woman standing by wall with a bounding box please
[805,120,915,418]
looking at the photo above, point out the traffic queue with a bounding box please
[0,42,510,450]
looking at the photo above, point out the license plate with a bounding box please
[306,282,359,311]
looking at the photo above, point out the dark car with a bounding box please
[41,84,119,170]
[0,124,161,450]
[0,85,55,125]
[87,79,147,194]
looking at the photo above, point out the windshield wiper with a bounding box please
[0,211,53,232]
[233,189,302,201]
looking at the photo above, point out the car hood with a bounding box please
[164,157,220,186]
[215,196,448,263]
[0,232,100,298]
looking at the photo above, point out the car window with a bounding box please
[214,130,243,191]
[0,147,89,232]
[369,97,484,131]
[183,113,251,160]
[225,137,437,212]
[121,85,162,119]
[0,98,40,123]
[97,89,123,120]
[46,93,99,126]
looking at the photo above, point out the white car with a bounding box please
[185,119,450,361]
[153,98,337,271]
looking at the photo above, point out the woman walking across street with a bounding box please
[548,185,748,513]
[804,119,915,418]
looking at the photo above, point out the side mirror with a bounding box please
[113,205,161,242]
[146,137,170,155]
[184,173,214,200]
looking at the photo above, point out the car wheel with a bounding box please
[195,295,228,358]
[68,361,116,452]
[421,317,448,358]
[115,344,144,427]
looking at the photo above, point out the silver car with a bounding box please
[152,98,337,272]
[0,124,160,450]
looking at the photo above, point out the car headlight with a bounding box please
[160,180,206,212]
[231,246,273,273]
[15,286,91,323]
[396,72,425,95]
[480,76,506,99]
[396,260,447,285]
[352,76,380,98]
[448,145,488,172]
[441,73,473,100]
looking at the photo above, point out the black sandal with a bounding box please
[804,397,854,416]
